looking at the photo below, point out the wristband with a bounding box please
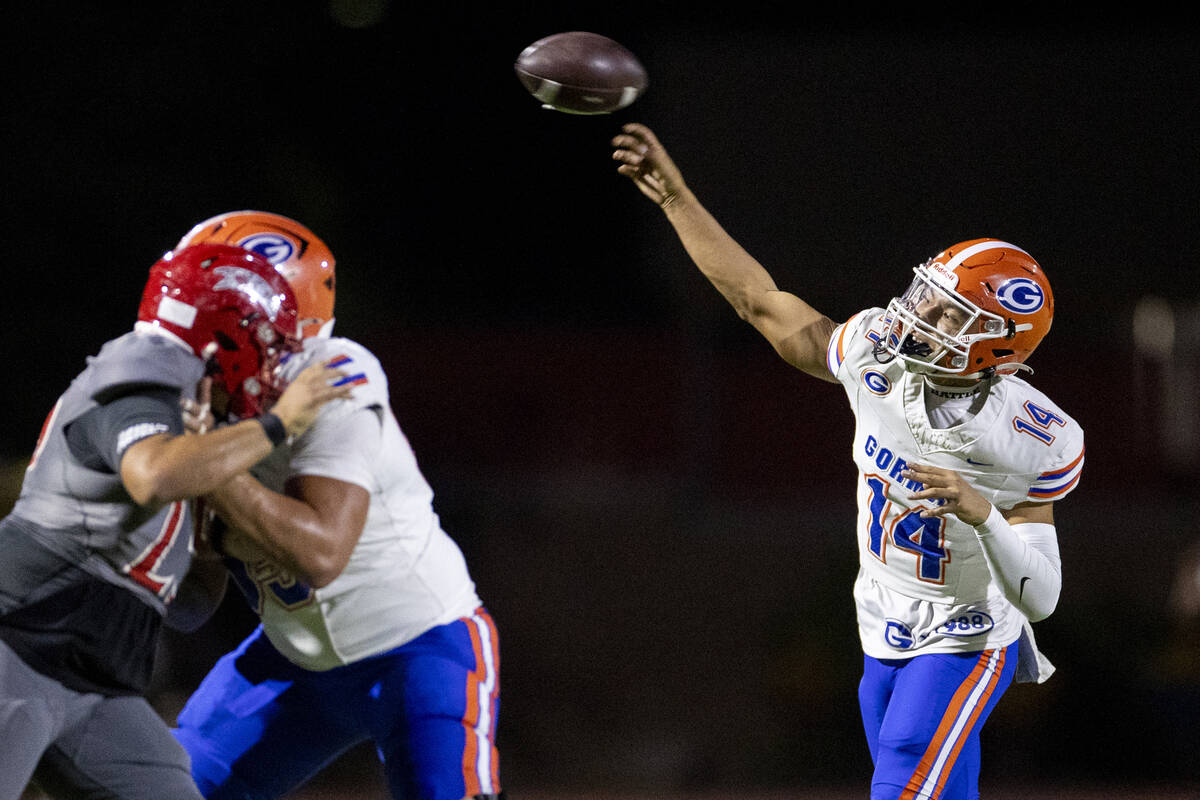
[258,412,288,447]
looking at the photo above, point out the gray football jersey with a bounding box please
[10,330,204,613]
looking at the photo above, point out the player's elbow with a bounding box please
[1025,601,1056,624]
[120,434,205,507]
[1027,594,1056,623]
[302,565,342,590]
[1022,584,1060,623]
[298,542,353,589]
[125,470,198,508]
[736,290,776,327]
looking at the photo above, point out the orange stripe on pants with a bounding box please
[461,617,484,796]
[899,649,1005,800]
[460,609,501,796]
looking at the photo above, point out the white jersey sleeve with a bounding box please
[283,340,390,492]
[824,309,1083,679]
[239,337,482,671]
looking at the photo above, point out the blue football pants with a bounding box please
[859,645,1017,800]
[173,609,501,800]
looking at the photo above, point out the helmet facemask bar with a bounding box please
[218,314,302,420]
[877,264,1008,377]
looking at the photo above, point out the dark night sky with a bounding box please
[5,3,1200,792]
[5,3,1197,455]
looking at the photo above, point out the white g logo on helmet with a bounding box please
[238,233,295,266]
[995,277,1045,314]
[213,266,285,321]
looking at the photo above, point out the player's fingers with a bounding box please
[625,122,663,150]
[293,360,345,386]
[903,464,956,488]
[620,122,652,139]
[309,374,350,401]
[901,468,934,488]
[612,149,644,168]
[197,377,212,407]
[611,133,645,150]
[639,170,664,190]
[908,481,960,506]
[321,357,353,373]
[615,165,641,182]
[322,368,356,396]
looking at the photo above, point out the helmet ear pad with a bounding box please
[176,210,336,339]
[138,243,302,417]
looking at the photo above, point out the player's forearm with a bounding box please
[974,506,1062,622]
[662,190,782,320]
[663,192,834,374]
[206,473,347,588]
[121,420,278,507]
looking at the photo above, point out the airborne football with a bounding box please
[514,31,647,115]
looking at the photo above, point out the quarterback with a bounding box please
[613,124,1082,800]
[170,212,502,800]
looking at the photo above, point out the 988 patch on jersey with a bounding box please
[884,610,996,650]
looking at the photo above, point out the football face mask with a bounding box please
[873,239,1053,380]
[876,266,1010,377]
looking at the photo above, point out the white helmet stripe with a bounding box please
[943,239,1030,271]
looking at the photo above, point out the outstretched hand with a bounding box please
[902,463,992,526]
[270,359,353,440]
[611,123,687,208]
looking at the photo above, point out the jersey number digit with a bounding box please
[1013,401,1065,445]
[865,474,949,583]
[124,501,187,599]
[26,399,64,472]
[227,557,314,613]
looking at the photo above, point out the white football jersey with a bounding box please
[235,336,481,671]
[826,309,1084,673]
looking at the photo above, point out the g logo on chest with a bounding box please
[861,369,892,396]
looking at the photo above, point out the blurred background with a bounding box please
[4,1,1200,797]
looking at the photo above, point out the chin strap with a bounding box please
[992,362,1034,377]
[929,361,1034,381]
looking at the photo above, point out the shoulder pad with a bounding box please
[85,331,204,403]
[293,336,390,411]
[828,307,893,380]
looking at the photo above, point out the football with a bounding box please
[514,31,647,115]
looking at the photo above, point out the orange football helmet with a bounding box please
[875,238,1054,379]
[176,211,336,339]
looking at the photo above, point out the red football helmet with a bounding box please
[176,210,336,339]
[138,243,302,418]
[875,238,1054,379]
